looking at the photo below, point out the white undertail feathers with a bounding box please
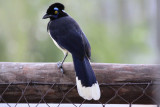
[76,77,101,100]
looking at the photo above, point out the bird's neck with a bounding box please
[47,21,52,32]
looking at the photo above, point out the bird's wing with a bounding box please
[50,29,85,60]
[81,32,91,59]
[49,25,85,60]
[49,16,91,60]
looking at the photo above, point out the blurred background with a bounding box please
[0,0,159,64]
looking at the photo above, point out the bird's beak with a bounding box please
[42,14,52,19]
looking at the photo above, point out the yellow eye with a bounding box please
[54,11,58,14]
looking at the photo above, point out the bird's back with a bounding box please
[48,16,91,60]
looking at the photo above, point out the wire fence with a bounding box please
[0,62,160,107]
[0,81,160,107]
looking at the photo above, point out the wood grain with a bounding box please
[0,62,160,104]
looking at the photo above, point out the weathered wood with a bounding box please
[0,62,160,104]
[0,62,160,83]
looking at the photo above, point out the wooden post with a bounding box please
[0,62,160,104]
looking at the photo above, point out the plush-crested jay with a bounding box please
[43,3,100,100]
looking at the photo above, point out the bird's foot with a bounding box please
[57,61,64,73]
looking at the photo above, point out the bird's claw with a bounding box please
[57,61,64,73]
[57,61,62,68]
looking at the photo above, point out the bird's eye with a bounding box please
[54,11,58,14]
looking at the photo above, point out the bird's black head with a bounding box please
[43,3,68,20]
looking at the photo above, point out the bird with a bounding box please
[43,3,101,100]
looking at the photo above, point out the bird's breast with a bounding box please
[48,32,68,55]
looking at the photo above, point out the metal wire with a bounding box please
[0,81,160,107]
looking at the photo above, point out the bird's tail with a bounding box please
[72,55,101,100]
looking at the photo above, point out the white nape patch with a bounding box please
[76,77,101,100]
[62,10,66,13]
[48,32,68,55]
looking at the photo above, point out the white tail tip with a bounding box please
[76,77,101,100]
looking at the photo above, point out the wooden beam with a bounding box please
[0,62,160,104]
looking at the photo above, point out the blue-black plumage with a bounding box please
[43,3,101,100]
[72,55,96,87]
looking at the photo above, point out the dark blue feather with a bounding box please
[44,4,100,100]
[48,16,91,60]
[72,55,96,87]
[49,16,96,87]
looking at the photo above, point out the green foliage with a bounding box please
[0,1,155,64]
